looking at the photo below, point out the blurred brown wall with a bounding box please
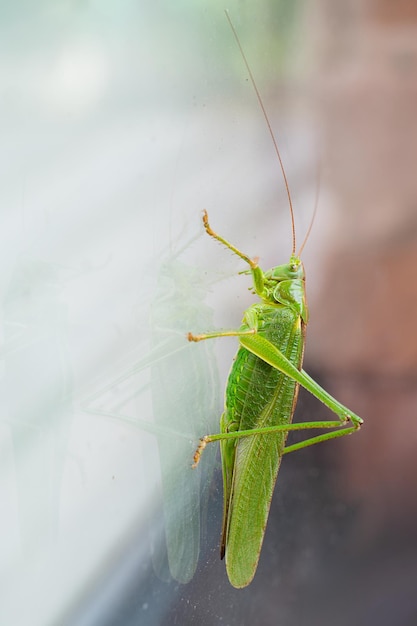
[309,0,417,534]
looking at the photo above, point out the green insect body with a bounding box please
[221,281,305,587]
[188,214,363,589]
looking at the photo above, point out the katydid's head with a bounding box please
[265,256,304,283]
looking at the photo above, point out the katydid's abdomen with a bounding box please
[221,304,305,588]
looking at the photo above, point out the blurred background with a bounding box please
[1,1,417,625]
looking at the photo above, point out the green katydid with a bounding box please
[187,11,363,589]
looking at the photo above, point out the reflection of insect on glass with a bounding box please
[187,11,364,589]
[83,232,219,584]
[148,238,219,583]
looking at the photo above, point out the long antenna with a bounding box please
[225,9,296,256]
